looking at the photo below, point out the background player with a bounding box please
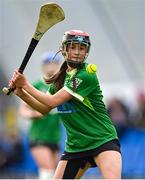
[19,52,62,179]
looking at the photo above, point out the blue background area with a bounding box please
[2,126,145,179]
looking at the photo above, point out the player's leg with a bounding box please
[53,159,90,179]
[94,150,122,179]
[31,146,57,179]
[53,150,60,168]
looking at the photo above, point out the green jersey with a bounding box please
[29,79,61,144]
[49,63,118,152]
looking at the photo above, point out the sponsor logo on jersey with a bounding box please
[57,102,79,114]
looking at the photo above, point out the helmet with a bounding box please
[62,30,91,50]
[61,30,91,68]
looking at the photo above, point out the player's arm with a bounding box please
[9,70,73,108]
[24,83,73,108]
[17,88,52,114]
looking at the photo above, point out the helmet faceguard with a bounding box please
[61,30,91,69]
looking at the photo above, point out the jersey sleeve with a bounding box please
[63,71,98,102]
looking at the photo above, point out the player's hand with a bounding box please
[9,70,29,88]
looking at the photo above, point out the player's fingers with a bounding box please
[8,80,16,89]
[12,70,22,81]
[15,70,25,80]
[11,71,17,81]
[15,70,21,75]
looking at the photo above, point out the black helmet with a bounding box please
[62,30,91,52]
[61,30,91,68]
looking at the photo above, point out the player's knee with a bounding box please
[101,166,121,179]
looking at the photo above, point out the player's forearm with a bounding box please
[18,90,51,114]
[23,82,55,107]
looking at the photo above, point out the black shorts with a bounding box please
[29,141,60,152]
[61,139,121,167]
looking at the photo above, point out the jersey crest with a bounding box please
[73,78,82,90]
[65,77,82,90]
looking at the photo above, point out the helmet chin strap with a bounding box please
[66,59,84,69]
[65,51,88,69]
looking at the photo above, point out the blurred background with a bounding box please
[0,0,144,178]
